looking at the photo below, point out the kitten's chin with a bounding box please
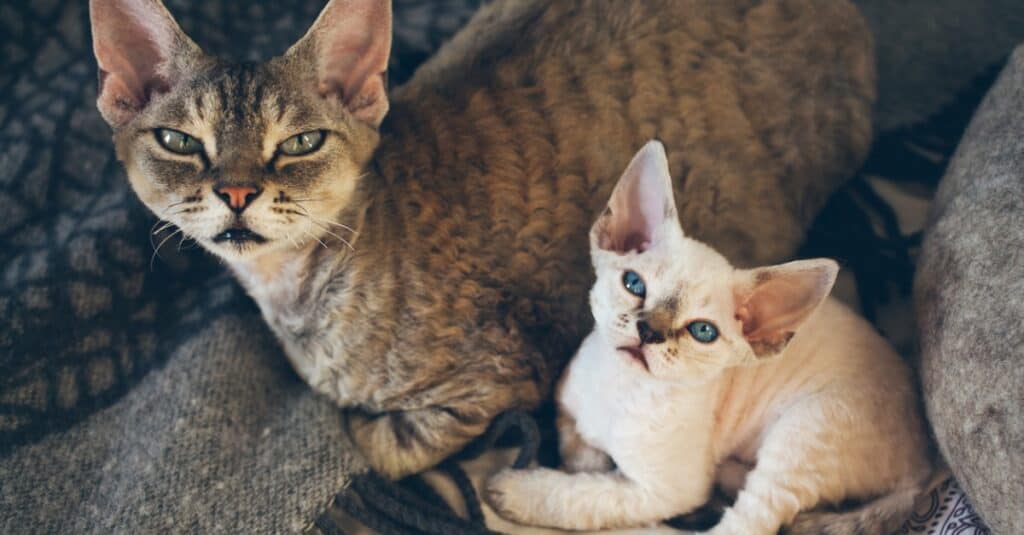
[618,347,649,371]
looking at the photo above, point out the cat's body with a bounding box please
[90,0,874,478]
[486,142,934,534]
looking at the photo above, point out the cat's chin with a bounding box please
[201,232,274,262]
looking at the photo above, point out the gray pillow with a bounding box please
[915,44,1024,534]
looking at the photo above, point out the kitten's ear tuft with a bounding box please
[288,0,392,127]
[733,259,838,358]
[89,0,202,126]
[591,140,679,254]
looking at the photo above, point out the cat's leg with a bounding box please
[347,405,491,479]
[706,406,843,535]
[348,367,543,479]
[486,466,710,531]
[557,409,612,473]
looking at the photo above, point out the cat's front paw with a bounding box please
[485,468,541,525]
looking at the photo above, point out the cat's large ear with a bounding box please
[591,140,679,254]
[89,0,203,127]
[287,0,392,127]
[733,259,838,358]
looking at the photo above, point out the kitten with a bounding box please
[89,0,875,479]
[486,141,934,534]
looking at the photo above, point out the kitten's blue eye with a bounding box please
[622,270,646,298]
[155,128,203,155]
[687,321,719,343]
[279,130,325,156]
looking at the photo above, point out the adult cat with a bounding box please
[486,141,934,534]
[89,0,874,478]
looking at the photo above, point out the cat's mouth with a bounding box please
[618,347,649,371]
[212,227,267,245]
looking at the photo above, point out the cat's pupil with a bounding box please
[155,128,201,154]
[280,130,325,156]
[622,270,646,298]
[687,321,718,343]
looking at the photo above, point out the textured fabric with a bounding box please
[0,0,481,532]
[915,44,1024,535]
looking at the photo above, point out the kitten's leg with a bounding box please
[707,408,841,535]
[486,467,709,530]
[347,406,490,479]
[557,409,612,473]
[715,457,752,498]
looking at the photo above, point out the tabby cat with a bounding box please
[89,0,874,478]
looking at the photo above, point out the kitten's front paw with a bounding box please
[485,469,538,525]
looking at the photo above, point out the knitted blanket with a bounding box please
[1,0,1020,532]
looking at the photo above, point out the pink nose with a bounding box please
[214,185,261,213]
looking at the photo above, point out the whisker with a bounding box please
[304,229,330,250]
[177,235,197,252]
[153,221,177,235]
[292,202,359,235]
[306,218,354,250]
[150,228,183,270]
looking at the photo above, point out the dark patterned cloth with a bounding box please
[0,0,1019,532]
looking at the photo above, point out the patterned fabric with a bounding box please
[900,480,991,535]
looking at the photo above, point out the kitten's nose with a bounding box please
[214,184,262,214]
[637,320,666,345]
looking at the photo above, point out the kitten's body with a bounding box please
[550,300,930,533]
[90,0,874,478]
[487,142,933,534]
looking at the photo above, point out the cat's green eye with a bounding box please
[687,321,719,343]
[622,270,646,298]
[155,128,203,155]
[279,130,326,156]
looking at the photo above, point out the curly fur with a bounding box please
[92,0,875,478]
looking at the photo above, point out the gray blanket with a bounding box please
[1,0,1022,532]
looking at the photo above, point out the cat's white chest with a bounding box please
[230,255,358,406]
[561,334,685,458]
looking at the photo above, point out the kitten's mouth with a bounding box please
[618,347,649,371]
[212,228,267,245]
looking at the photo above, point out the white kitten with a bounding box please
[485,141,934,534]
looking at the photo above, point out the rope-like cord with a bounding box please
[317,409,541,534]
[440,460,485,525]
[352,472,491,534]
[332,487,411,535]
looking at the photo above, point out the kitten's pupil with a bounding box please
[687,321,718,343]
[622,270,646,298]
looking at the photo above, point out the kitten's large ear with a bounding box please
[733,259,838,358]
[591,140,679,254]
[287,0,392,127]
[89,0,202,126]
